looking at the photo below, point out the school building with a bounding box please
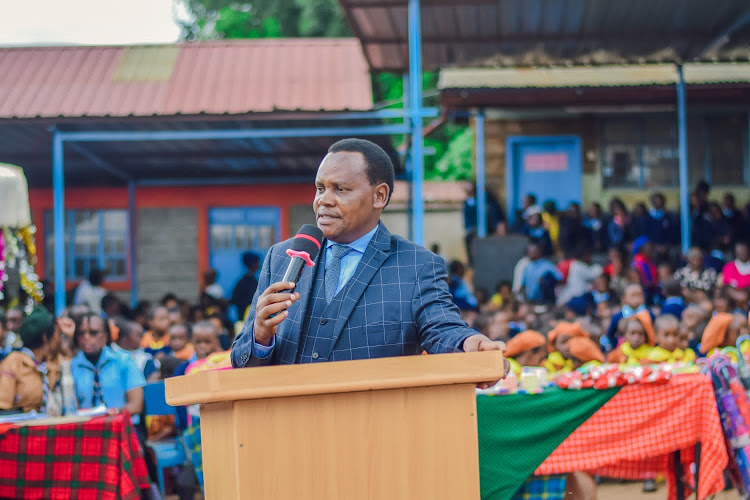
[438,64,750,227]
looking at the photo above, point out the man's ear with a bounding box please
[373,183,389,209]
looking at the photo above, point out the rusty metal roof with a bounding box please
[339,0,750,71]
[0,39,373,118]
[438,63,750,89]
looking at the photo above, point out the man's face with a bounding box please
[6,310,22,333]
[313,152,388,244]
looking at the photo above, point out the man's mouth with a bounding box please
[317,213,339,222]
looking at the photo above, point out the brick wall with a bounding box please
[137,207,199,302]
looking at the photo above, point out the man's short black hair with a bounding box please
[328,138,394,203]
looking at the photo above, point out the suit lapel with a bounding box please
[326,223,392,358]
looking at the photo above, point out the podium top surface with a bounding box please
[165,351,505,406]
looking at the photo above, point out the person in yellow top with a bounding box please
[504,331,547,377]
[544,322,588,373]
[568,336,605,369]
[677,324,698,363]
[606,310,654,364]
[647,314,694,363]
[542,201,560,250]
[0,307,55,412]
[700,312,750,360]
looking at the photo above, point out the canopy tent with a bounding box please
[338,0,750,253]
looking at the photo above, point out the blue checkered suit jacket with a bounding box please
[231,223,476,367]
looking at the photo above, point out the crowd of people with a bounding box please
[0,252,262,499]
[3,172,750,496]
[451,181,750,493]
[452,182,750,362]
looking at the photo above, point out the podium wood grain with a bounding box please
[166,351,505,500]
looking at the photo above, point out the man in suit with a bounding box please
[231,138,506,368]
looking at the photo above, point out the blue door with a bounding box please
[506,136,582,226]
[209,207,281,302]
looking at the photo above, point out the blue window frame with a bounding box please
[44,210,128,281]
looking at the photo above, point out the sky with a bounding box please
[0,0,187,46]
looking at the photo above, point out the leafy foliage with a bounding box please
[178,0,351,39]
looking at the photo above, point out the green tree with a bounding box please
[178,0,350,39]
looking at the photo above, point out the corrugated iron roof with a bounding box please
[339,0,750,71]
[0,39,373,119]
[438,63,750,89]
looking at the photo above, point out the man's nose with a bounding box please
[318,188,335,206]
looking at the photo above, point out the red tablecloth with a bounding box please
[536,374,728,500]
[0,411,150,500]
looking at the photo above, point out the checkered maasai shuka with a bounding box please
[510,474,566,500]
[535,374,727,500]
[0,411,150,499]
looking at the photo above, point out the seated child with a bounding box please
[647,314,685,363]
[169,323,195,361]
[141,306,171,359]
[660,279,685,319]
[699,312,750,360]
[606,311,655,364]
[606,284,648,347]
[544,322,588,373]
[489,281,513,311]
[678,322,697,363]
[504,330,547,377]
[590,274,614,306]
[568,336,605,369]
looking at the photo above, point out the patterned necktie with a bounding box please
[325,244,350,303]
[92,369,102,407]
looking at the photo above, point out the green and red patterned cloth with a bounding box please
[0,411,149,499]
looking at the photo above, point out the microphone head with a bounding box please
[291,224,324,261]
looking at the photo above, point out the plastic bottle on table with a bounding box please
[60,360,78,416]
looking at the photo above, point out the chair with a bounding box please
[143,381,187,496]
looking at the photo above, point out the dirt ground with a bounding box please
[597,481,741,499]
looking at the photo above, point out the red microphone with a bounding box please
[269,225,324,318]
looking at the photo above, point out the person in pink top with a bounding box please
[721,242,750,290]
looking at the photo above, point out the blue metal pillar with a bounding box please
[475,109,487,238]
[408,0,424,245]
[52,132,66,316]
[128,180,138,309]
[676,65,690,255]
[403,73,414,242]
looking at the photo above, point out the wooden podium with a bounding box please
[165,351,504,500]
